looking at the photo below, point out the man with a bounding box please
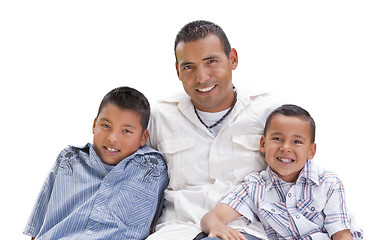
[147,20,282,240]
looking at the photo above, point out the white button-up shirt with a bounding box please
[147,88,282,239]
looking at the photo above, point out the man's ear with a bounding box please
[260,135,266,155]
[175,62,180,79]
[229,48,238,70]
[140,129,149,147]
[308,143,317,160]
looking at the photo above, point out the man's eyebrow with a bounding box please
[203,56,217,61]
[180,61,193,67]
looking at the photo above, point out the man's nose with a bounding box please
[195,67,210,83]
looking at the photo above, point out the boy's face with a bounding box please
[175,34,238,112]
[92,103,148,166]
[260,114,316,183]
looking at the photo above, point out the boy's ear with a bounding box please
[308,143,317,160]
[140,129,149,147]
[92,117,97,134]
[260,135,266,154]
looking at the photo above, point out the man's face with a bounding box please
[175,34,238,112]
[92,103,148,166]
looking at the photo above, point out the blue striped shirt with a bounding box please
[24,143,168,240]
[223,160,363,240]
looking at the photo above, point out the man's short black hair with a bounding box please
[174,20,231,63]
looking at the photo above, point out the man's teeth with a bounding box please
[278,157,292,163]
[106,147,119,152]
[198,85,215,92]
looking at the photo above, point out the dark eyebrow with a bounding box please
[99,117,111,123]
[180,62,193,68]
[203,56,217,61]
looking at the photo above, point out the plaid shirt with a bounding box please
[223,160,363,240]
[24,144,168,240]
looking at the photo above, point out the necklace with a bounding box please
[194,90,237,130]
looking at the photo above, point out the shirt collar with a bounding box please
[70,144,162,173]
[266,160,321,188]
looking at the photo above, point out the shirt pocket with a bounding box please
[158,137,194,189]
[232,134,266,181]
[297,198,327,224]
[112,182,156,227]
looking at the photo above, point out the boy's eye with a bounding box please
[272,137,281,142]
[294,140,303,144]
[123,129,132,134]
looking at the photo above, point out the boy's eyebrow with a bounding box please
[99,117,111,123]
[99,118,137,129]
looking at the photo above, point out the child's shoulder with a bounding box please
[310,161,343,186]
[134,146,167,172]
[244,170,270,185]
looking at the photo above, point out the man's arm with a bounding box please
[332,229,353,240]
[200,203,246,240]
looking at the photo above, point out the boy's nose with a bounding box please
[280,143,292,152]
[107,132,118,143]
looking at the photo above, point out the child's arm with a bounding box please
[201,203,247,240]
[332,229,353,240]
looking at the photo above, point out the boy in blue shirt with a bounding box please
[200,104,362,240]
[24,86,168,240]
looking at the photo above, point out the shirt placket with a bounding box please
[85,170,120,236]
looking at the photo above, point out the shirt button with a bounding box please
[296,215,300,219]
[311,207,315,211]
[96,207,101,211]
[271,209,275,212]
[288,193,292,197]
[104,182,109,186]
[87,230,92,235]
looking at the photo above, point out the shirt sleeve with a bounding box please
[23,150,63,237]
[222,178,259,223]
[149,154,169,232]
[323,178,363,239]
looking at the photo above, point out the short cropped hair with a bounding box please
[174,20,232,63]
[264,104,316,143]
[97,86,150,131]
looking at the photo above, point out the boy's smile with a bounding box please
[260,114,316,183]
[92,103,148,166]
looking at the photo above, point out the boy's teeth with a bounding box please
[198,85,215,92]
[278,157,292,163]
[106,147,118,152]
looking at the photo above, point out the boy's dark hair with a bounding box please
[97,86,150,131]
[264,104,316,143]
[174,20,232,63]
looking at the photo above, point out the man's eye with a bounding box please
[101,124,110,128]
[208,59,216,64]
[183,65,193,70]
[294,140,303,144]
[123,129,132,133]
[272,137,281,141]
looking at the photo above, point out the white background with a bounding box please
[1,1,384,239]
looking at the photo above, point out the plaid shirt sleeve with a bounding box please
[323,176,363,239]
